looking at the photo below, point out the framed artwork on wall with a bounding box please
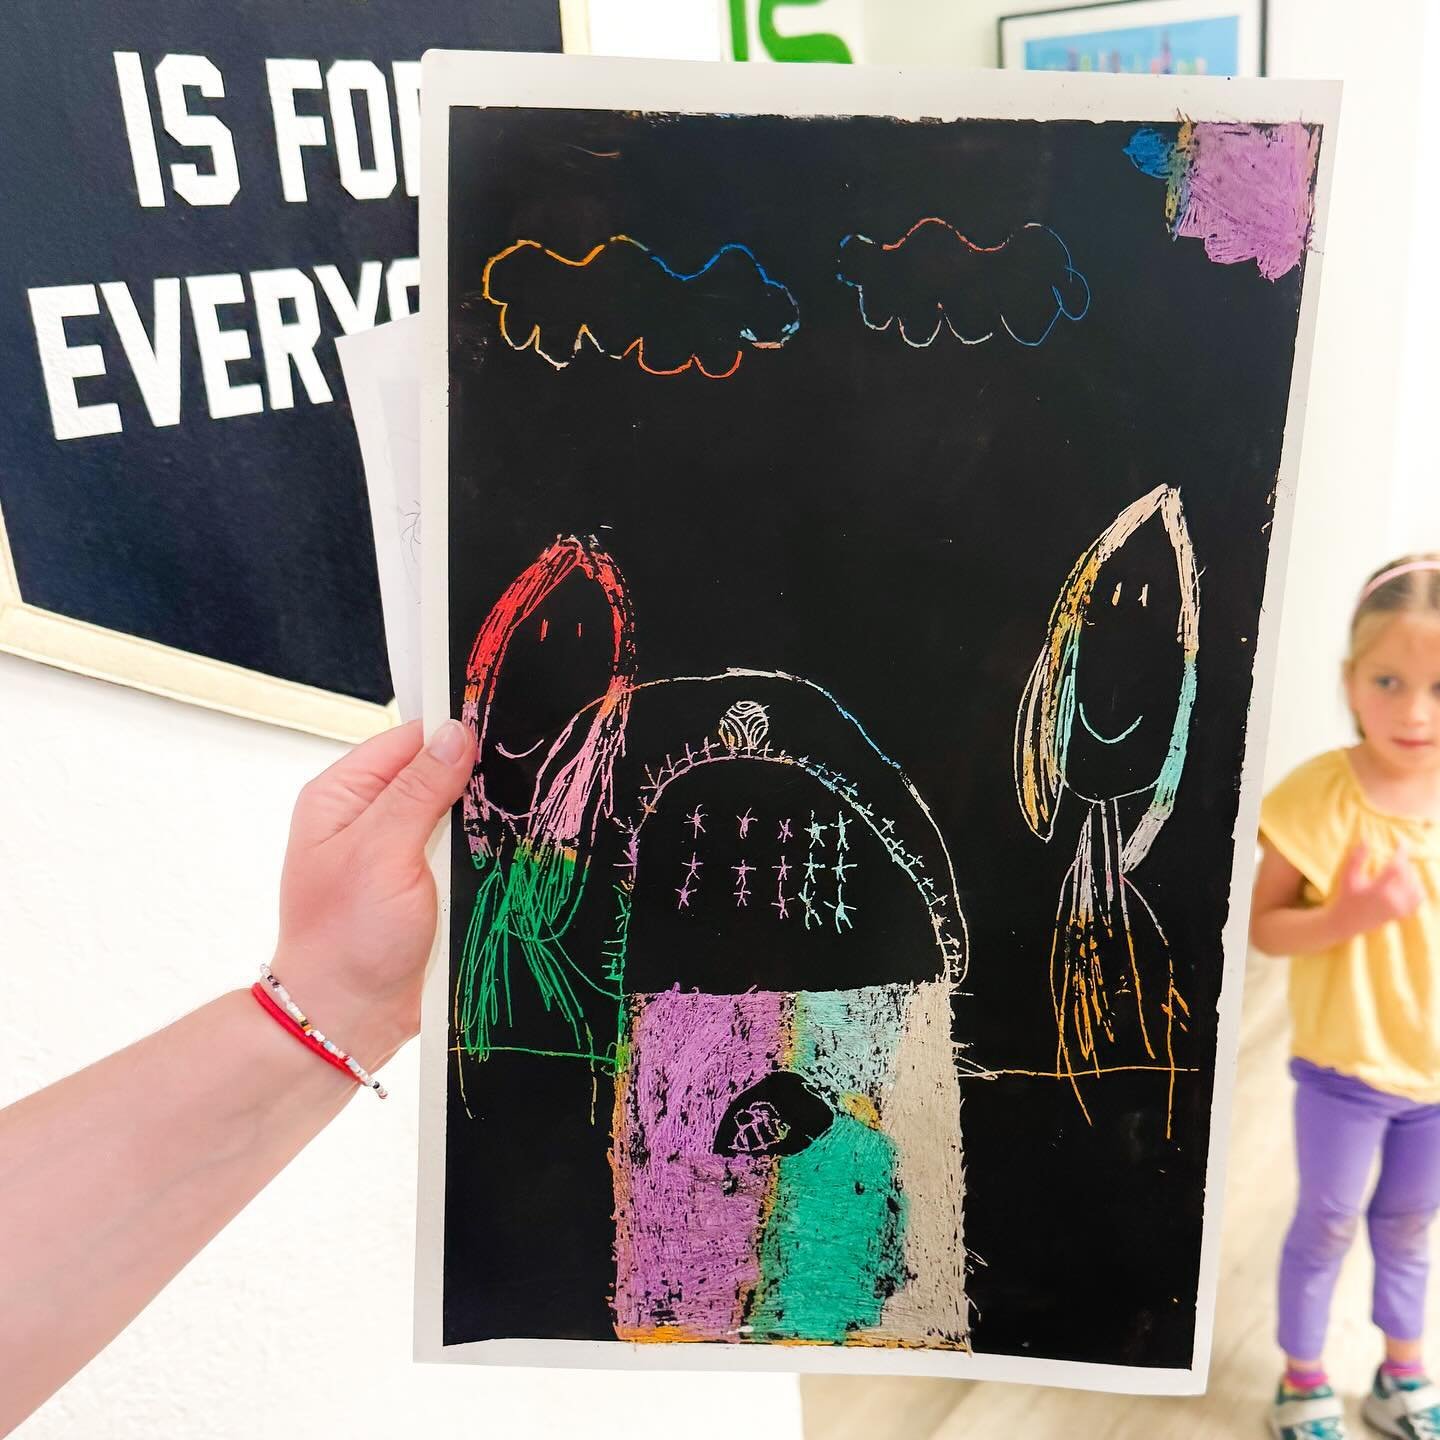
[1000,0,1266,78]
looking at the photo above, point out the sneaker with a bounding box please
[1272,1381,1350,1439]
[1362,1368,1440,1438]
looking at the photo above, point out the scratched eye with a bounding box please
[713,1072,833,1158]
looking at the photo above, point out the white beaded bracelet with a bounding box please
[257,963,388,1099]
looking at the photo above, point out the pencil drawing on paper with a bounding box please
[1014,486,1200,1134]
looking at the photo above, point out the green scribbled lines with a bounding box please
[455,842,622,1066]
[748,1114,906,1341]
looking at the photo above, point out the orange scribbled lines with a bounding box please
[880,215,1008,255]
[480,236,619,373]
[614,1326,971,1351]
[481,233,754,379]
[613,1323,715,1344]
[840,1090,882,1130]
[621,335,743,380]
[992,1064,1200,1079]
[843,1330,973,1353]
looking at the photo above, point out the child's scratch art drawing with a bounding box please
[453,533,975,1345]
[1014,486,1200,1135]
[482,236,800,375]
[418,54,1338,1392]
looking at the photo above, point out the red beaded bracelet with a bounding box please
[251,983,356,1081]
[250,965,388,1098]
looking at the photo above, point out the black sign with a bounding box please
[0,1,562,734]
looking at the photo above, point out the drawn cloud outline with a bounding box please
[836,218,1092,349]
[481,234,800,378]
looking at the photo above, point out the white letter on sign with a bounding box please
[113,52,165,208]
[315,262,383,335]
[386,257,419,319]
[326,60,397,201]
[27,285,123,440]
[266,58,326,203]
[100,279,182,428]
[187,273,263,420]
[252,268,333,409]
[392,61,421,199]
[154,54,240,207]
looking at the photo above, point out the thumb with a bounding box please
[360,719,476,853]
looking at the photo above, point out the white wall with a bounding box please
[1388,3,1440,558]
[586,0,724,60]
[0,655,803,1440]
[1262,0,1433,782]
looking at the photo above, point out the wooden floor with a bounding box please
[802,949,1426,1439]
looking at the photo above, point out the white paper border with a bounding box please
[416,49,1340,1392]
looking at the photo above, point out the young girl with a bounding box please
[1254,557,1440,1440]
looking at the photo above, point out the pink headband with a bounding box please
[1360,560,1440,603]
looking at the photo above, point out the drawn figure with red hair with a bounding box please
[455,536,636,1079]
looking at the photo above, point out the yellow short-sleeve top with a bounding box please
[1260,748,1440,1101]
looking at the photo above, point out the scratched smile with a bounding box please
[1078,702,1143,745]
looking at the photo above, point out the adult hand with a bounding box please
[272,718,476,1070]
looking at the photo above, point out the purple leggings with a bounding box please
[1279,1058,1440,1359]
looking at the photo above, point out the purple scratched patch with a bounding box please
[1176,122,1319,281]
[612,989,787,1339]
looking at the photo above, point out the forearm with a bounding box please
[1251,902,1355,957]
[0,988,363,1433]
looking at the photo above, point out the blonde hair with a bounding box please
[1349,554,1440,665]
[1014,485,1199,871]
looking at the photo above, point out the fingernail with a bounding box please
[426,719,467,764]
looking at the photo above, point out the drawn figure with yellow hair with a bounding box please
[1014,486,1200,1132]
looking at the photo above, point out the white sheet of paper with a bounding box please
[337,313,423,721]
[416,50,1340,1391]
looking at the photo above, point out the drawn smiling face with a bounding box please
[480,570,619,820]
[1062,511,1187,803]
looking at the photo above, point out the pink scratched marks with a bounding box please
[1177,122,1320,282]
[612,990,787,1338]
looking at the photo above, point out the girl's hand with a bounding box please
[1325,841,1425,940]
[271,719,476,1070]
